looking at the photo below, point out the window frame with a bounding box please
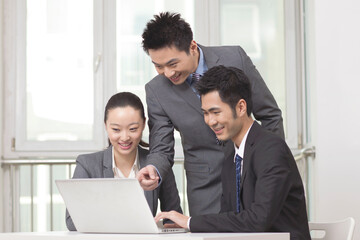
[2,0,107,158]
[194,0,304,149]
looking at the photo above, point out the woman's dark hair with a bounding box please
[104,92,148,147]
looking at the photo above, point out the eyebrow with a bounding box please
[152,58,179,66]
[201,107,221,112]
[109,122,140,127]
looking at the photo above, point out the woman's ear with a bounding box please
[141,118,147,131]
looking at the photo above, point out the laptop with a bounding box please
[55,178,187,234]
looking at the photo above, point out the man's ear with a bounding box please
[236,99,247,117]
[189,40,197,54]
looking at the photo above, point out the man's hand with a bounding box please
[155,211,190,229]
[136,165,159,191]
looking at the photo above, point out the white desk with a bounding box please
[0,231,289,240]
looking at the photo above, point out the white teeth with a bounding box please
[171,74,179,80]
[120,143,131,147]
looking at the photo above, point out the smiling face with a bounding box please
[201,91,242,143]
[201,90,253,147]
[148,41,199,85]
[105,106,145,160]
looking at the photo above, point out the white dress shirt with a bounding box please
[112,147,140,178]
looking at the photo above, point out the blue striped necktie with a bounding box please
[235,154,243,212]
[191,73,201,85]
[190,73,201,97]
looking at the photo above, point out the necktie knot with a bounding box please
[235,154,243,164]
[191,73,201,86]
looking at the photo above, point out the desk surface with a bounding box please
[0,231,289,240]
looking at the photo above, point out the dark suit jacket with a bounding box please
[66,146,182,231]
[190,122,311,240]
[145,44,284,216]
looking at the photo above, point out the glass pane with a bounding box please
[19,165,32,232]
[116,0,195,156]
[52,165,72,231]
[26,0,94,141]
[219,0,287,134]
[19,163,74,232]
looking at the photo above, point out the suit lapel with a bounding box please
[172,83,203,115]
[222,142,238,211]
[137,146,157,215]
[240,122,261,189]
[199,45,220,69]
[103,147,114,178]
[138,146,147,169]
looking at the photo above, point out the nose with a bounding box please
[204,114,216,127]
[120,131,130,141]
[164,67,174,78]
[208,115,217,127]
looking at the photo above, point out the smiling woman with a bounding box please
[103,93,147,178]
[65,92,182,231]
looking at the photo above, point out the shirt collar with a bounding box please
[196,46,208,75]
[234,122,254,162]
[112,146,140,178]
[186,46,208,84]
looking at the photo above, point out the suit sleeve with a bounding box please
[65,155,91,231]
[145,83,175,180]
[190,138,292,232]
[158,169,183,214]
[238,46,285,139]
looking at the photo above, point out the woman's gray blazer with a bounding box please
[66,146,182,231]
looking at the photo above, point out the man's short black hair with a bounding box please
[142,12,193,54]
[196,65,253,117]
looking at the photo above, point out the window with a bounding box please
[3,0,104,157]
[195,0,301,148]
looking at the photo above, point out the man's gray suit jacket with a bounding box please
[145,45,284,216]
[189,122,311,240]
[65,146,182,231]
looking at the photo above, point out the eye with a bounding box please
[112,128,120,132]
[129,127,138,132]
[169,63,177,67]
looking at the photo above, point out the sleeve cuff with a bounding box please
[187,217,191,231]
[149,164,162,186]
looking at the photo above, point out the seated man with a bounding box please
[155,65,311,240]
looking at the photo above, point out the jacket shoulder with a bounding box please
[76,148,108,165]
[138,145,149,157]
[201,45,242,56]
[145,74,172,90]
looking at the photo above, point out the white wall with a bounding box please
[309,0,360,239]
[0,0,4,232]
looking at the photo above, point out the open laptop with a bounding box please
[55,178,187,234]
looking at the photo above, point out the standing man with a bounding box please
[137,12,284,216]
[155,66,311,240]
